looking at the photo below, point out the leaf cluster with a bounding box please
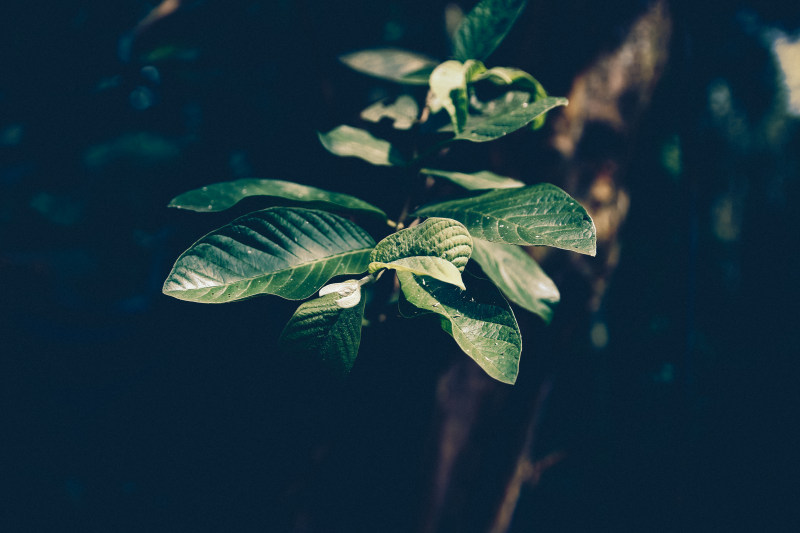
[162,0,595,384]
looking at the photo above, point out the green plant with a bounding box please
[162,0,595,384]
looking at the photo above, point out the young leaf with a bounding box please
[370,217,473,272]
[452,0,529,62]
[162,207,375,303]
[429,60,487,133]
[452,94,568,142]
[397,272,522,384]
[414,183,596,255]
[470,239,559,323]
[168,178,387,220]
[420,168,524,190]
[339,48,438,85]
[369,256,466,290]
[318,125,406,166]
[278,292,366,375]
[361,95,419,130]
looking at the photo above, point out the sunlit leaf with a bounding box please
[163,207,375,303]
[361,95,419,130]
[421,168,524,190]
[318,125,406,166]
[429,60,487,133]
[279,293,366,375]
[470,239,559,323]
[370,217,473,272]
[414,183,596,255]
[370,256,466,290]
[398,272,522,384]
[339,48,438,85]
[452,0,528,62]
[168,178,387,220]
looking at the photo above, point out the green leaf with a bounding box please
[370,217,473,272]
[414,183,596,255]
[360,95,419,130]
[370,256,466,290]
[429,60,487,133]
[421,168,524,190]
[168,178,387,220]
[339,48,438,85]
[452,0,528,62]
[452,94,568,142]
[470,239,559,323]
[162,207,375,303]
[476,66,549,128]
[397,272,522,384]
[318,125,406,166]
[279,292,366,375]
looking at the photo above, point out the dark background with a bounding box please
[2,0,799,531]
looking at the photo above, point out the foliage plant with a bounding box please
[162,0,596,384]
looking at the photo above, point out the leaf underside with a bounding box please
[369,256,466,290]
[398,271,522,384]
[163,207,375,303]
[414,183,596,256]
[168,178,387,220]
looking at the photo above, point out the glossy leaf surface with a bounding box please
[278,293,366,375]
[477,66,549,128]
[421,168,524,190]
[453,94,568,142]
[398,272,522,384]
[318,125,405,166]
[361,95,419,130]
[168,178,387,220]
[339,48,438,85]
[452,0,528,62]
[471,239,559,323]
[370,217,473,272]
[414,183,596,255]
[163,208,375,303]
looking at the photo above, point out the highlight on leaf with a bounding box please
[162,207,375,303]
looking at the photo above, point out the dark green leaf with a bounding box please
[361,95,419,130]
[476,66,549,128]
[370,217,473,272]
[318,125,406,166]
[398,272,522,384]
[452,94,568,142]
[470,239,559,323]
[452,0,528,61]
[414,183,596,255]
[168,178,387,220]
[421,168,524,190]
[339,48,438,85]
[279,292,366,375]
[163,207,375,303]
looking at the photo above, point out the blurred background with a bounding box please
[2,0,799,531]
